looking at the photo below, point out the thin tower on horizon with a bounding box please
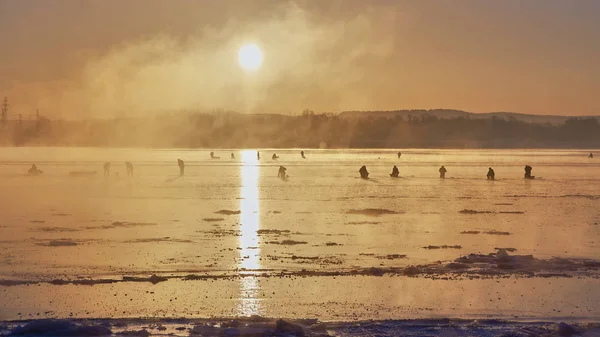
[1,97,8,125]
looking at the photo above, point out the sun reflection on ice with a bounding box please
[237,150,262,316]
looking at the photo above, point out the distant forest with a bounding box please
[1,111,599,148]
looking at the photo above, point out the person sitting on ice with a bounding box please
[439,165,447,179]
[28,164,43,175]
[272,153,279,160]
[524,165,534,179]
[359,165,369,179]
[277,166,287,179]
[487,167,495,180]
[390,165,399,178]
[589,153,594,158]
[210,152,220,159]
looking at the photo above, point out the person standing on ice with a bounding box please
[125,162,134,176]
[257,151,260,160]
[487,167,495,180]
[397,151,402,158]
[589,153,594,158]
[301,150,306,159]
[439,165,447,179]
[177,159,185,176]
[103,162,111,176]
[390,165,399,178]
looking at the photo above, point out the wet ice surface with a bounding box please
[1,148,600,325]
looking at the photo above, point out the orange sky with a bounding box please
[1,0,599,119]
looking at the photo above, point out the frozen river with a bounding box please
[0,148,599,323]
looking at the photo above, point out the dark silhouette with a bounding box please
[28,164,43,175]
[300,150,306,159]
[359,165,369,179]
[390,165,399,177]
[487,167,495,180]
[589,153,594,158]
[103,162,111,176]
[524,165,534,179]
[231,153,235,159]
[397,151,401,158]
[177,159,185,176]
[439,165,447,179]
[272,153,279,160]
[257,151,260,160]
[210,152,220,159]
[125,162,134,176]
[277,166,287,180]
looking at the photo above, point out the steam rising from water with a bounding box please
[52,3,397,118]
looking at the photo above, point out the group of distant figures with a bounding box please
[25,151,594,179]
[358,164,533,180]
[209,151,306,161]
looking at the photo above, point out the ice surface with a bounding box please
[1,148,599,323]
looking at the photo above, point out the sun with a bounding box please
[238,43,263,71]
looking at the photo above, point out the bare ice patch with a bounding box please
[347,221,381,225]
[36,227,79,233]
[423,245,462,250]
[376,254,408,260]
[346,208,403,216]
[460,209,524,215]
[85,221,158,230]
[257,229,291,235]
[124,237,194,244]
[459,209,493,214]
[461,230,512,236]
[36,239,78,247]
[202,218,225,222]
[266,240,308,245]
[215,210,241,215]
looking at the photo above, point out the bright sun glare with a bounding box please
[238,43,263,71]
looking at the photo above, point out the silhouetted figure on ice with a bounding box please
[257,151,260,160]
[231,153,235,159]
[210,152,220,159]
[397,151,402,158]
[178,159,185,176]
[524,165,534,179]
[278,166,288,180]
[589,153,594,158]
[359,165,369,179]
[28,164,43,175]
[301,151,306,159]
[390,165,399,178]
[125,162,134,176]
[103,162,111,176]
[487,167,495,180]
[272,153,279,160]
[439,165,447,179]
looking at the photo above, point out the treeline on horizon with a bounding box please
[1,112,599,148]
